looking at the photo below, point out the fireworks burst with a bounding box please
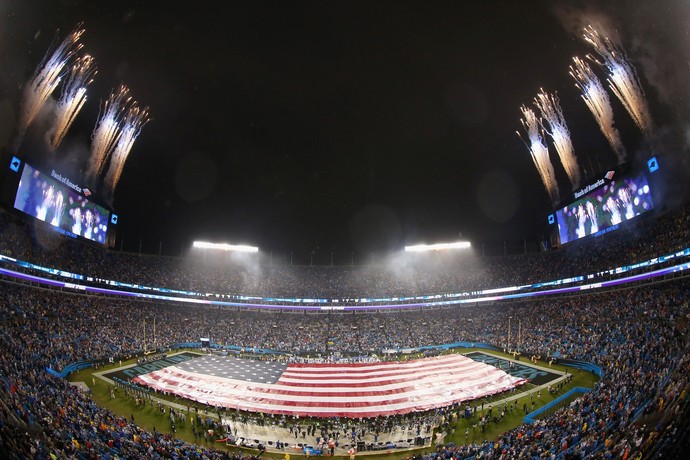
[570,56,626,164]
[50,54,97,150]
[104,102,150,194]
[583,25,654,141]
[518,105,560,205]
[534,88,581,190]
[15,24,85,149]
[87,85,132,182]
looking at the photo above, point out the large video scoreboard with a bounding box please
[548,157,660,247]
[1,155,118,248]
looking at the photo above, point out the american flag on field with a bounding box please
[132,354,526,418]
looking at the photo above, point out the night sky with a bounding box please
[1,0,688,262]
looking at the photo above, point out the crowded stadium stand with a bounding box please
[1,200,689,459]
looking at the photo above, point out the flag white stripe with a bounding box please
[277,358,484,382]
[276,362,493,385]
[280,354,472,374]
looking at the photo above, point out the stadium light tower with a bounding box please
[192,241,259,253]
[404,241,471,252]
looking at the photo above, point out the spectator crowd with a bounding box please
[0,202,689,458]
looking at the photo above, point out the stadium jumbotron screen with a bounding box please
[13,163,112,246]
[554,170,654,245]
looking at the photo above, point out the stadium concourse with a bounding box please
[0,202,689,458]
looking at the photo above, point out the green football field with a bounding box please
[69,348,599,459]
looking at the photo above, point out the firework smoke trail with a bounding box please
[104,103,150,194]
[15,25,85,149]
[570,56,626,164]
[50,54,97,150]
[534,89,581,190]
[583,25,654,140]
[87,85,132,182]
[518,105,560,205]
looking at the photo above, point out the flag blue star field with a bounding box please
[132,354,526,418]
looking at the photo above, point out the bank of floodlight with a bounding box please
[193,241,259,253]
[404,241,471,252]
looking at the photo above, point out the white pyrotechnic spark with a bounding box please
[518,105,560,205]
[51,54,97,150]
[534,88,581,190]
[88,85,132,181]
[583,25,654,140]
[16,25,85,148]
[570,56,626,164]
[104,102,150,193]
